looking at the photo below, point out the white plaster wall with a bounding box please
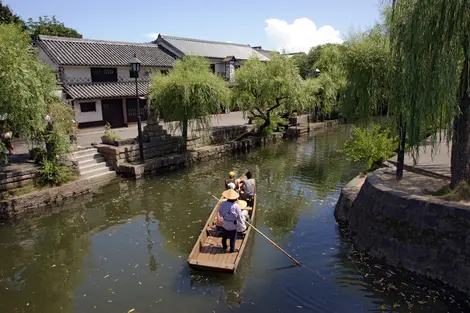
[64,67,92,79]
[38,47,58,70]
[73,99,103,123]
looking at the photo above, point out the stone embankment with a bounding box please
[335,143,470,296]
[0,117,340,220]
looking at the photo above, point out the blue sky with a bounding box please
[7,0,383,52]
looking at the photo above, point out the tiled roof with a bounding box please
[253,48,279,59]
[64,82,149,100]
[157,35,270,61]
[37,35,175,67]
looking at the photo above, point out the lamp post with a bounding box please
[129,54,144,163]
[313,68,320,122]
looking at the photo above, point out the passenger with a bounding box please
[218,189,244,253]
[239,171,255,206]
[225,171,236,190]
[236,200,250,233]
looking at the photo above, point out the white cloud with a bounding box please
[265,18,343,53]
[146,32,159,39]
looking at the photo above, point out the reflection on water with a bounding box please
[0,125,469,313]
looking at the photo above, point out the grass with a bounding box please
[430,181,470,202]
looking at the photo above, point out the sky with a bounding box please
[6,0,383,53]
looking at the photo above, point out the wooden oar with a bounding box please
[245,220,302,266]
[211,194,301,266]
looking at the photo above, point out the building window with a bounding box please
[80,102,96,112]
[90,68,117,83]
[209,64,215,73]
[161,70,169,75]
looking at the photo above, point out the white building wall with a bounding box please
[38,47,58,70]
[73,99,103,123]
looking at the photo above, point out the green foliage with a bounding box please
[149,55,229,150]
[254,114,287,136]
[432,181,470,202]
[43,100,75,160]
[340,124,397,171]
[0,3,24,27]
[34,159,71,187]
[0,24,61,139]
[231,54,304,134]
[102,122,120,141]
[341,25,390,121]
[301,73,339,117]
[29,147,46,164]
[27,16,82,41]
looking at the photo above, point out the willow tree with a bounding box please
[301,73,339,120]
[341,25,390,121]
[148,55,229,152]
[231,54,303,134]
[388,0,470,187]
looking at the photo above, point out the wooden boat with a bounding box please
[187,178,256,273]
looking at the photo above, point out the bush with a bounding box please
[29,147,46,164]
[102,122,120,141]
[340,124,397,171]
[34,159,71,187]
[255,115,287,136]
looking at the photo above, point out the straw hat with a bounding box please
[222,189,239,200]
[236,200,247,210]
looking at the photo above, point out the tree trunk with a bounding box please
[258,111,271,135]
[396,120,406,180]
[182,118,188,153]
[450,42,470,188]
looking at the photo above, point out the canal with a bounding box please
[0,125,469,313]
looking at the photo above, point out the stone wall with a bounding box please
[0,163,39,199]
[187,124,254,149]
[119,132,284,178]
[342,168,470,296]
[0,174,117,221]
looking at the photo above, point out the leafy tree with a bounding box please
[301,73,339,120]
[341,25,390,121]
[26,15,82,41]
[388,0,470,187]
[0,2,24,27]
[231,54,304,134]
[0,24,54,139]
[148,55,229,152]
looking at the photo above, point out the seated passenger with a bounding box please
[236,200,250,233]
[225,171,237,190]
[239,171,255,205]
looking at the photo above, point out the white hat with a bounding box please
[227,182,236,190]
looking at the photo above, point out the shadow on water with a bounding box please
[0,125,469,312]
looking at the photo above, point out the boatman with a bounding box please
[219,189,244,253]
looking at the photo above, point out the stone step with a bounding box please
[72,148,98,158]
[86,170,117,183]
[79,161,107,173]
[80,166,112,178]
[78,156,105,167]
[74,153,102,162]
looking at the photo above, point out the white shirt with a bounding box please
[218,201,244,231]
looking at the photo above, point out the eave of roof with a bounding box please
[64,81,149,100]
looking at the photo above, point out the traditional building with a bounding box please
[37,35,175,128]
[154,34,269,83]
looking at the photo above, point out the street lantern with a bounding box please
[129,54,144,163]
[129,55,141,76]
[314,68,320,78]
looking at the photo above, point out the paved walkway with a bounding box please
[388,132,451,179]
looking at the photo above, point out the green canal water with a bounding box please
[1,125,469,313]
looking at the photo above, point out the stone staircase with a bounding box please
[71,148,116,181]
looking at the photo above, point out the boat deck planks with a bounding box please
[187,176,256,273]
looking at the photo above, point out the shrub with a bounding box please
[102,122,120,141]
[34,159,71,187]
[340,124,397,171]
[29,147,46,164]
[255,115,287,136]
